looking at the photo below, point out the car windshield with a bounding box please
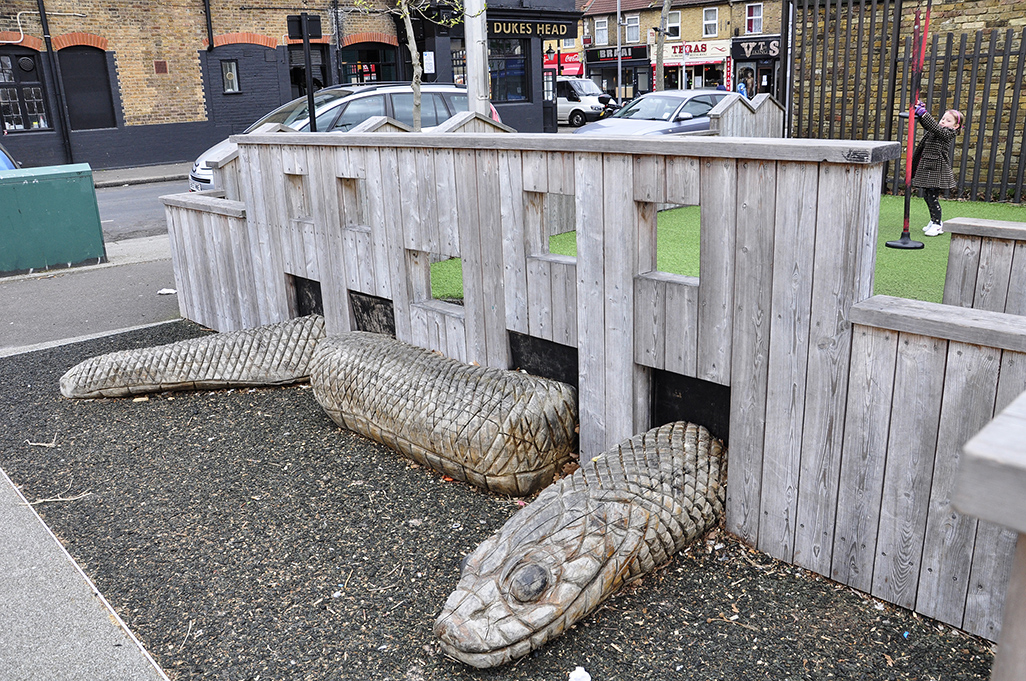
[570,79,603,96]
[613,95,685,121]
[247,89,353,131]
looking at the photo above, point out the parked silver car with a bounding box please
[0,141,18,170]
[190,82,501,191]
[573,89,735,136]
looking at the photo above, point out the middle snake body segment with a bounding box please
[434,421,726,668]
[310,332,578,497]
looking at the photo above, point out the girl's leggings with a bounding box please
[923,188,943,223]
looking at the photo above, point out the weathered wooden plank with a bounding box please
[850,296,1026,353]
[758,161,818,562]
[434,148,461,258]
[523,191,546,257]
[498,150,528,335]
[521,150,548,192]
[164,206,197,325]
[525,256,552,341]
[664,156,701,205]
[445,308,467,363]
[409,301,430,350]
[696,159,737,386]
[663,276,699,376]
[945,217,1026,241]
[972,238,1015,313]
[209,212,242,331]
[553,257,578,347]
[793,163,879,576]
[574,151,607,457]
[396,147,424,251]
[832,326,898,593]
[989,535,1026,680]
[917,342,1000,627]
[633,155,665,203]
[358,146,392,300]
[634,274,666,370]
[636,200,658,275]
[727,159,776,549]
[455,149,487,364]
[547,151,574,195]
[873,333,947,610]
[378,147,411,341]
[476,149,508,369]
[239,133,902,165]
[1006,242,1026,316]
[943,235,982,307]
[603,153,642,446]
[258,144,290,323]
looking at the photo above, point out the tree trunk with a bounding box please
[655,0,671,91]
[400,0,423,131]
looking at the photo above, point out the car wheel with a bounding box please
[569,110,586,127]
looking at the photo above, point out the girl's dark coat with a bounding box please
[912,111,958,190]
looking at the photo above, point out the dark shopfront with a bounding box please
[584,45,651,102]
[731,35,780,99]
[401,4,579,132]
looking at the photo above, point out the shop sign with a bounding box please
[660,40,730,66]
[490,20,577,38]
[585,45,649,62]
[731,36,781,60]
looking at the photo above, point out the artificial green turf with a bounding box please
[430,197,1026,303]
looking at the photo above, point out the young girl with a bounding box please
[912,102,964,236]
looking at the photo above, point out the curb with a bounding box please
[94,172,190,189]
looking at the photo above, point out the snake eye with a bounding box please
[508,563,549,603]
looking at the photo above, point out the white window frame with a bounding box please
[703,8,718,38]
[746,3,763,34]
[561,37,575,49]
[595,18,608,46]
[626,14,640,43]
[667,11,681,39]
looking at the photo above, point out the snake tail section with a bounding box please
[434,421,726,668]
[60,315,326,398]
[309,332,578,497]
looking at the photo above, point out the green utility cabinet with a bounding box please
[0,163,106,276]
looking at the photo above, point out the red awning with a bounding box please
[560,62,583,76]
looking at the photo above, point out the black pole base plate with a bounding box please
[886,234,925,249]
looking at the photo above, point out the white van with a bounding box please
[556,77,611,127]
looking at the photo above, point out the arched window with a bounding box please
[58,45,116,130]
[0,49,50,131]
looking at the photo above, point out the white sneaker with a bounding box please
[922,221,934,232]
[924,222,944,237]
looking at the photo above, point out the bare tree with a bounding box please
[353,0,470,131]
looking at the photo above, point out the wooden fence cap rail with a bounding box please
[232,132,901,164]
[849,295,1026,352]
[943,217,1026,240]
[953,389,1026,533]
[161,191,246,219]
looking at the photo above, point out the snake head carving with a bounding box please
[434,487,650,668]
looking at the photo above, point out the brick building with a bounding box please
[1,0,579,169]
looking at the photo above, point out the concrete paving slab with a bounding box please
[0,236,181,358]
[0,468,168,681]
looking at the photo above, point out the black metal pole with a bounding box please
[302,12,317,131]
[204,0,215,52]
[36,0,73,164]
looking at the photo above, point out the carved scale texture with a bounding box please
[435,421,726,668]
[310,332,578,497]
[60,315,326,398]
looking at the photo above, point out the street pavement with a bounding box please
[0,163,190,680]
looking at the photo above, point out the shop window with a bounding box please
[594,18,608,46]
[221,60,240,93]
[703,8,718,38]
[747,4,763,34]
[59,46,116,130]
[626,15,640,43]
[667,12,681,39]
[487,39,528,102]
[0,51,50,131]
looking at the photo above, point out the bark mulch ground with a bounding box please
[1,321,997,680]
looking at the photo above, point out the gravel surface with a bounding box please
[1,321,997,680]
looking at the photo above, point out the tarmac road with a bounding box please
[95,179,187,242]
